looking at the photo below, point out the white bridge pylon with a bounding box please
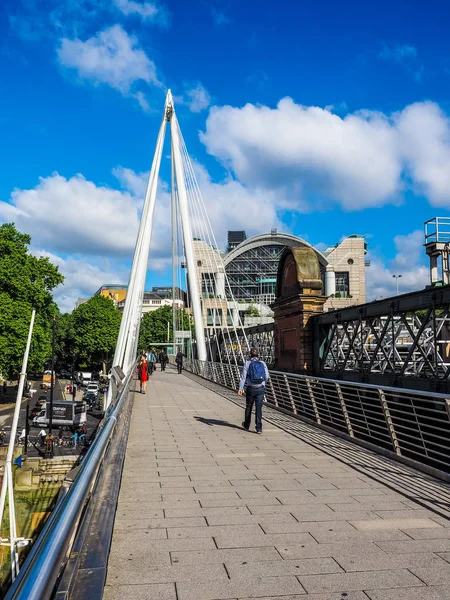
[111,91,207,388]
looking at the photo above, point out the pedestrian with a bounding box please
[151,348,158,372]
[18,427,26,445]
[0,429,5,446]
[58,426,64,447]
[45,432,54,457]
[72,430,79,449]
[39,428,47,447]
[175,349,185,374]
[159,349,168,371]
[2,381,6,394]
[238,348,269,434]
[138,355,148,393]
[147,349,157,376]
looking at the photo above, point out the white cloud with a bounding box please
[58,25,160,94]
[366,230,430,300]
[132,91,151,111]
[185,83,211,113]
[113,166,149,196]
[201,98,450,211]
[32,250,129,313]
[191,162,285,248]
[174,83,211,113]
[0,173,140,256]
[379,43,417,63]
[114,0,169,26]
[396,102,450,206]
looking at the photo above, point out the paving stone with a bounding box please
[351,518,443,532]
[409,564,450,585]
[167,524,265,539]
[106,562,228,585]
[214,532,317,548]
[336,552,448,572]
[226,557,343,578]
[171,546,281,565]
[176,576,306,600]
[365,587,450,599]
[376,539,450,554]
[260,520,357,535]
[163,506,251,519]
[109,533,216,553]
[310,528,409,543]
[103,583,177,600]
[206,513,298,526]
[298,569,424,593]
[277,541,387,559]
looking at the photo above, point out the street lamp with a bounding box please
[392,274,402,295]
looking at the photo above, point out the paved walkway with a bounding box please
[104,369,450,600]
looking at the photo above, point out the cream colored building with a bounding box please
[192,232,368,328]
[322,235,367,311]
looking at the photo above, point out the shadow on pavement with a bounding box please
[194,416,243,430]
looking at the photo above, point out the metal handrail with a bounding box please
[5,370,134,600]
[185,358,450,477]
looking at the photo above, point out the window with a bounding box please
[201,273,215,298]
[207,308,222,326]
[335,272,350,297]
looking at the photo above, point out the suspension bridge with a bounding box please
[3,92,450,599]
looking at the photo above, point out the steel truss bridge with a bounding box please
[313,285,450,393]
[211,285,450,394]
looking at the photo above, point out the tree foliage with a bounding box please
[70,295,121,367]
[0,223,63,379]
[138,305,193,350]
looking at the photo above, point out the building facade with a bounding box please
[192,230,368,331]
[95,285,185,314]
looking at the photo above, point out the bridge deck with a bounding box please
[104,369,450,600]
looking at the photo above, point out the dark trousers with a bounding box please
[177,363,182,374]
[244,386,264,432]
[161,361,166,371]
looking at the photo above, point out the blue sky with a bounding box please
[1,0,450,310]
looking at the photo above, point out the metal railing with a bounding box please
[4,370,135,600]
[312,284,450,393]
[185,358,450,477]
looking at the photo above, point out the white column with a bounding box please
[170,107,207,361]
[215,271,225,298]
[325,267,336,296]
[430,254,439,283]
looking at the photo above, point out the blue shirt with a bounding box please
[148,352,156,363]
[239,358,269,390]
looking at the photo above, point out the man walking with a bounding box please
[175,349,185,374]
[159,349,168,371]
[238,348,269,434]
[147,349,157,376]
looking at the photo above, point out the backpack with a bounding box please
[248,359,266,385]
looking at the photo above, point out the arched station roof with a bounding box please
[223,232,329,267]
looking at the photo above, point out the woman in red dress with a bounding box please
[138,355,148,394]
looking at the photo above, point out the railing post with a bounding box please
[268,378,278,407]
[306,378,321,424]
[284,374,297,414]
[335,383,354,437]
[378,389,401,455]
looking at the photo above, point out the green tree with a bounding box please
[71,295,121,367]
[55,312,74,367]
[0,223,64,379]
[138,305,193,349]
[245,304,260,317]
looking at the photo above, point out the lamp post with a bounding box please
[392,274,402,295]
[48,317,56,458]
